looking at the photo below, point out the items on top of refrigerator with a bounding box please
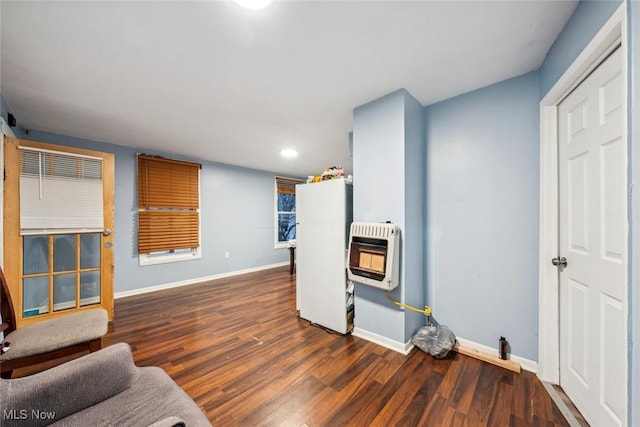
[321,166,344,180]
[306,166,345,183]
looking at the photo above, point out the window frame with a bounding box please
[138,245,201,266]
[137,154,202,266]
[273,176,302,249]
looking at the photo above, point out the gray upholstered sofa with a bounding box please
[0,343,210,426]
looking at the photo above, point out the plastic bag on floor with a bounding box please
[412,324,456,359]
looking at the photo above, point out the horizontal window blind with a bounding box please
[138,211,199,253]
[137,154,201,254]
[276,177,302,195]
[138,155,200,209]
[19,147,104,233]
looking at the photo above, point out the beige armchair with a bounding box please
[1,343,210,426]
[0,268,108,379]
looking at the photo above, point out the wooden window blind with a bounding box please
[137,154,201,254]
[276,177,301,195]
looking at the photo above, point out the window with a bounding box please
[137,154,201,266]
[274,176,302,248]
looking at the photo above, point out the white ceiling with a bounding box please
[1,0,577,177]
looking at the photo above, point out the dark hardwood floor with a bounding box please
[102,266,567,427]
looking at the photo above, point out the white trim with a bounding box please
[538,103,560,382]
[115,261,288,298]
[538,4,626,386]
[21,228,104,236]
[18,145,103,161]
[273,175,302,249]
[352,327,413,355]
[456,337,538,374]
[3,119,17,138]
[542,382,583,427]
[138,248,202,266]
[350,328,539,372]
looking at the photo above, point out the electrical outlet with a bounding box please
[224,251,230,259]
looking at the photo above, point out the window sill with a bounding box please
[139,250,201,266]
[275,242,297,250]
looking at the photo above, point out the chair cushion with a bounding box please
[0,309,108,361]
[50,367,210,426]
[0,343,137,427]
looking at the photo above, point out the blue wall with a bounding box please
[403,91,426,342]
[10,128,288,294]
[352,89,426,345]
[352,90,408,343]
[424,71,540,361]
[539,0,622,96]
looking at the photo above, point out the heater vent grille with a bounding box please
[350,222,395,239]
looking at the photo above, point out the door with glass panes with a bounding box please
[3,138,114,327]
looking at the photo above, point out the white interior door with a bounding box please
[558,46,626,426]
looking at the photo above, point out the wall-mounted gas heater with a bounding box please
[347,222,400,291]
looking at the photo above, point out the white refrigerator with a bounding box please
[295,178,353,334]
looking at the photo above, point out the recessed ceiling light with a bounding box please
[232,0,276,11]
[280,149,298,158]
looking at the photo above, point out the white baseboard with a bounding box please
[542,382,582,427]
[115,261,289,299]
[352,329,538,373]
[352,327,414,355]
[456,337,538,373]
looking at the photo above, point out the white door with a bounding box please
[558,46,626,426]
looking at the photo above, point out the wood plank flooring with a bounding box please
[102,266,567,427]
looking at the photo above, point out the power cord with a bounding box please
[384,292,432,326]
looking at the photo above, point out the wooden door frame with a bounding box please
[538,4,627,387]
[3,137,115,327]
[0,121,16,269]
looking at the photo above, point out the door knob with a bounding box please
[103,229,112,236]
[552,256,568,272]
